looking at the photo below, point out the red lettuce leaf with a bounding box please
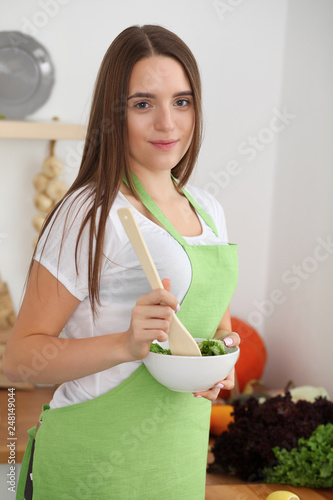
[209,392,333,482]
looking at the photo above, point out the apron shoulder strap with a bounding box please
[179,188,219,238]
[124,173,219,245]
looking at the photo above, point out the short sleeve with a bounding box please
[34,191,92,300]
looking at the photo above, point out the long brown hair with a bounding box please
[32,24,203,315]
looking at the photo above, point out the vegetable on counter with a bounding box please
[208,392,333,487]
[210,404,235,435]
[263,423,333,488]
[149,338,227,356]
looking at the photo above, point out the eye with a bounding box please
[134,101,150,109]
[174,98,191,107]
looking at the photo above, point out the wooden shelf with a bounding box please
[0,120,86,140]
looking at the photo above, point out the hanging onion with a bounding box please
[45,178,68,201]
[33,173,49,192]
[33,193,54,213]
[42,155,63,178]
[32,214,46,232]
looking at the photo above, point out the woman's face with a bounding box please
[126,56,195,175]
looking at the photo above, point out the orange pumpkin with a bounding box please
[219,317,267,399]
[210,404,234,435]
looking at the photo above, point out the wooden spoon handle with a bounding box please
[118,207,201,357]
[117,207,163,290]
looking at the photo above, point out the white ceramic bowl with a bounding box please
[143,338,239,393]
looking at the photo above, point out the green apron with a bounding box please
[17,178,238,500]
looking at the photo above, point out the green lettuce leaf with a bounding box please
[149,343,171,355]
[149,338,227,356]
[263,423,333,488]
[196,339,227,356]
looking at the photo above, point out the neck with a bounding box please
[129,168,179,203]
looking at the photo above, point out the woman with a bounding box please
[4,25,239,499]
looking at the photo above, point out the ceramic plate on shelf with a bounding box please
[0,31,55,118]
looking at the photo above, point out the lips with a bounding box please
[149,139,179,151]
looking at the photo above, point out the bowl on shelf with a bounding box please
[143,338,239,393]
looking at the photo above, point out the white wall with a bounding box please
[0,0,332,397]
[261,0,333,396]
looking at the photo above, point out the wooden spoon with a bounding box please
[118,207,202,356]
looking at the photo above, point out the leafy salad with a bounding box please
[149,338,227,356]
[209,392,333,488]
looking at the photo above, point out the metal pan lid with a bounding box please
[0,31,55,118]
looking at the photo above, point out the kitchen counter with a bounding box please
[205,484,333,499]
[206,440,333,499]
[1,387,332,499]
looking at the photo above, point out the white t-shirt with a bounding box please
[34,185,229,408]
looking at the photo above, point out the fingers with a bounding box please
[130,314,172,346]
[130,313,172,340]
[218,331,240,348]
[131,303,174,330]
[136,286,179,312]
[193,369,235,401]
[125,280,180,360]
[215,369,235,391]
[132,283,179,341]
[161,277,171,292]
[193,386,221,401]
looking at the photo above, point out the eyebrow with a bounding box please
[127,90,193,100]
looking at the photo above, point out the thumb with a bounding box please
[162,276,171,292]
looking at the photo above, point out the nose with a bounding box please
[154,104,174,132]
